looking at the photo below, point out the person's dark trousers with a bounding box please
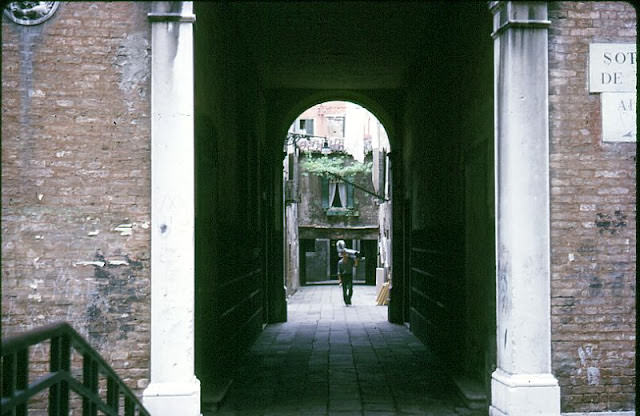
[342,275,353,305]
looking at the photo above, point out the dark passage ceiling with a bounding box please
[227,2,480,90]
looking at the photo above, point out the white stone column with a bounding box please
[489,2,560,415]
[142,3,200,416]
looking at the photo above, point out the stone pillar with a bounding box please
[142,3,200,416]
[489,2,560,415]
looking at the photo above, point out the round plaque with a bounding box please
[3,1,59,26]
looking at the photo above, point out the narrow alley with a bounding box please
[213,285,484,416]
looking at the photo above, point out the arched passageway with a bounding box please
[190,1,497,413]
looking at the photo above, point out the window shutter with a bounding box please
[321,176,329,208]
[346,181,354,208]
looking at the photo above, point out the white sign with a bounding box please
[602,92,636,142]
[589,43,636,92]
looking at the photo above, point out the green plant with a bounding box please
[300,154,372,178]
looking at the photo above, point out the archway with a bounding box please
[282,101,392,309]
[257,90,407,327]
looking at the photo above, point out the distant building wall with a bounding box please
[2,2,152,394]
[548,2,636,412]
[297,153,379,232]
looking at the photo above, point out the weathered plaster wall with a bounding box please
[283,146,300,294]
[2,2,152,395]
[284,202,300,294]
[297,153,379,234]
[548,2,636,412]
[398,3,496,405]
[402,67,466,368]
[377,200,392,269]
[193,2,268,399]
[458,10,495,397]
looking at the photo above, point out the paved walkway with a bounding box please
[214,285,485,416]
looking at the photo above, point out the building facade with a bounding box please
[1,2,636,415]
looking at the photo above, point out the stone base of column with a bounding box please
[489,369,560,416]
[143,379,201,416]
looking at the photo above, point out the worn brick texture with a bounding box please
[548,2,636,412]
[2,2,151,396]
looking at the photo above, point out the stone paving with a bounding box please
[214,285,486,416]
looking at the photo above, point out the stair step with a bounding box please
[201,378,233,415]
[452,375,487,410]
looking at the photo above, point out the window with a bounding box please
[321,177,354,210]
[330,180,346,208]
[299,119,314,135]
[326,116,345,137]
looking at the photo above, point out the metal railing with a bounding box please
[2,322,150,416]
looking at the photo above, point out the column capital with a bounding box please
[489,1,550,38]
[148,1,195,23]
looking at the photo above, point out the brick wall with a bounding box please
[548,2,636,412]
[2,2,151,395]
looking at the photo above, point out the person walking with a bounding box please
[337,241,358,305]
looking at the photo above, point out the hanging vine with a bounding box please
[300,154,372,179]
